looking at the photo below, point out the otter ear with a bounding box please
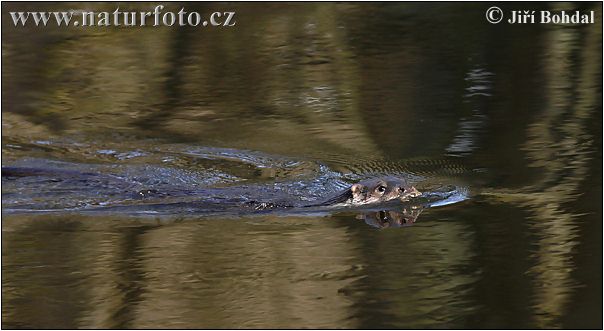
[351,184,363,194]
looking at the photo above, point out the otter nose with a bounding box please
[407,186,422,197]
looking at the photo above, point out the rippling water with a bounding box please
[2,3,602,329]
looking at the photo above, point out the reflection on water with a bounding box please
[358,208,422,228]
[2,2,602,329]
[2,209,478,329]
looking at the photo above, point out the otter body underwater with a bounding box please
[2,166,423,213]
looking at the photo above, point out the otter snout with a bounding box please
[400,186,421,201]
[408,186,422,197]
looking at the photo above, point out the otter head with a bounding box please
[350,177,421,205]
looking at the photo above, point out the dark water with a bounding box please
[2,2,602,329]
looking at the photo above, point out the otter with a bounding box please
[2,166,422,212]
[308,176,421,207]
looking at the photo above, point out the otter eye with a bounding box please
[377,185,386,193]
[379,211,388,221]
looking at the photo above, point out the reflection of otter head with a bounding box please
[350,177,421,205]
[359,207,423,229]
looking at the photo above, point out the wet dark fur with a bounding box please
[304,188,353,207]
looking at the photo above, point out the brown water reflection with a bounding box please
[2,2,602,329]
[2,208,479,329]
